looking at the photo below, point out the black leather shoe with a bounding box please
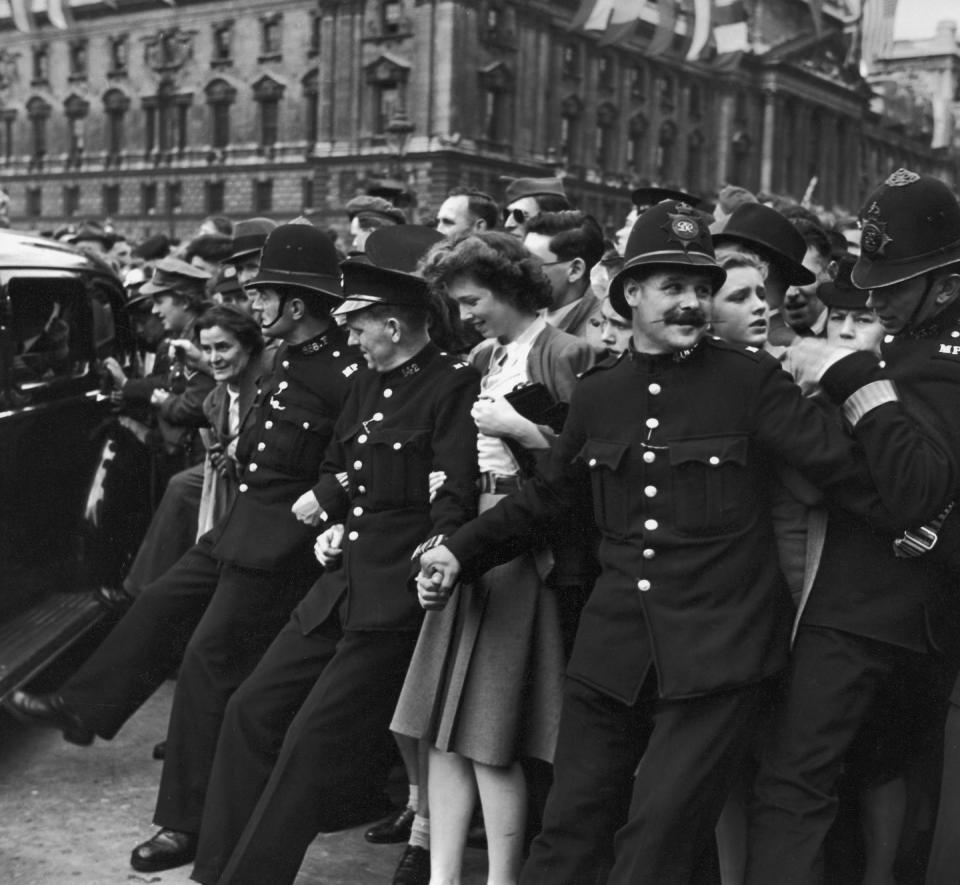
[364,805,415,844]
[392,844,430,885]
[4,691,94,746]
[93,584,134,613]
[152,740,166,760]
[130,829,197,873]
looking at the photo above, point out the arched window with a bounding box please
[104,89,130,159]
[595,102,618,171]
[26,97,51,166]
[205,79,237,150]
[252,76,285,148]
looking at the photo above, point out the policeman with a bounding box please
[746,170,960,885]
[415,201,879,885]
[5,223,360,874]
[188,227,480,885]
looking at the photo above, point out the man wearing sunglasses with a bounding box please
[500,176,570,239]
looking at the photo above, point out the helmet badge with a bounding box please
[661,203,702,252]
[885,168,921,188]
[861,201,894,258]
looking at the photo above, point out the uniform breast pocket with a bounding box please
[577,438,629,539]
[260,405,332,474]
[668,435,752,535]
[366,427,433,509]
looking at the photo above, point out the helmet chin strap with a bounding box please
[260,291,289,331]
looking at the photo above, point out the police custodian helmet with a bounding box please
[852,168,960,290]
[243,223,343,300]
[608,200,726,319]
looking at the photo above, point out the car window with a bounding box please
[8,276,92,386]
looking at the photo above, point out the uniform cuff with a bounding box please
[841,381,899,426]
[819,350,883,402]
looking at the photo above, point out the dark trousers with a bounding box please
[124,462,204,597]
[926,693,960,885]
[152,559,313,834]
[190,608,418,885]
[746,625,932,885]
[519,674,767,885]
[61,534,222,739]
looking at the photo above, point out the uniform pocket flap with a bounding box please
[668,435,748,467]
[367,426,432,449]
[577,439,628,471]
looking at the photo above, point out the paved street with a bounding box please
[0,676,487,884]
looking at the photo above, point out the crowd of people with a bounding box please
[4,168,960,885]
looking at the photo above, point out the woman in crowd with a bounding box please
[391,231,594,885]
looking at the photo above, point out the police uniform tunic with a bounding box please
[149,325,361,835]
[438,336,872,885]
[191,344,480,885]
[748,302,960,885]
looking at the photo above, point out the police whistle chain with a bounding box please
[893,502,955,559]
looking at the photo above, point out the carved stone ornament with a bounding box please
[0,49,20,91]
[145,28,194,74]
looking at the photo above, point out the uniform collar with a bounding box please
[382,342,440,382]
[900,298,960,341]
[288,324,345,357]
[627,337,702,369]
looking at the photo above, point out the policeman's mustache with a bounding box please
[656,307,707,328]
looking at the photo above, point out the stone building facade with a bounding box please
[0,0,950,242]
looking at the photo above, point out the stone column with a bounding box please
[760,89,776,194]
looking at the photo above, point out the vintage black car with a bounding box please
[0,229,142,699]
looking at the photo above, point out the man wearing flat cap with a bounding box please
[5,223,362,876]
[414,201,895,884]
[500,175,570,239]
[345,194,407,256]
[188,226,480,885]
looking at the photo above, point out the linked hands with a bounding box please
[416,545,461,611]
[314,524,344,566]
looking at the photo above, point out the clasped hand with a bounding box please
[416,545,462,611]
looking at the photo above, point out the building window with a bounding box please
[381,0,402,35]
[68,39,89,81]
[560,95,583,163]
[595,103,618,171]
[31,45,49,85]
[308,10,321,57]
[374,83,399,135]
[302,177,314,211]
[26,186,42,218]
[64,95,89,169]
[598,55,614,92]
[206,79,236,150]
[260,14,282,61]
[731,129,752,185]
[166,181,182,214]
[561,43,580,80]
[629,64,646,102]
[142,182,158,215]
[0,110,16,163]
[205,180,225,214]
[212,22,233,67]
[478,63,513,146]
[627,113,648,170]
[686,130,705,194]
[253,180,273,213]
[102,184,120,216]
[688,82,703,120]
[144,79,192,157]
[303,70,319,148]
[104,89,130,160]
[108,35,129,76]
[656,74,675,113]
[657,121,678,182]
[252,77,284,148]
[63,184,80,217]
[26,97,50,166]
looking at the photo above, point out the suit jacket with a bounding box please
[446,337,883,704]
[208,325,361,572]
[297,343,480,634]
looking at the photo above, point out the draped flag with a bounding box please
[713,0,749,56]
[9,0,35,32]
[647,0,678,56]
[861,0,899,73]
[46,0,74,29]
[808,0,823,37]
[687,0,712,60]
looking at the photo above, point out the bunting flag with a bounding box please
[647,0,678,56]
[46,0,73,29]
[713,0,749,57]
[861,0,899,73]
[686,0,713,60]
[9,0,35,32]
[808,0,823,37]
[597,0,645,45]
